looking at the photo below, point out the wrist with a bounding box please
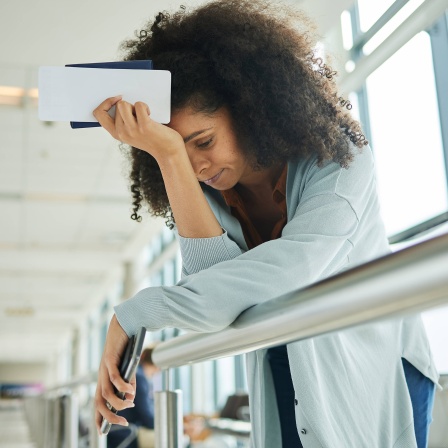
[157,147,192,173]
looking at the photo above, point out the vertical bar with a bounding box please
[234,355,246,392]
[163,368,172,391]
[43,397,53,448]
[428,12,448,191]
[356,87,373,145]
[350,3,373,147]
[212,360,219,410]
[64,394,79,448]
[155,390,183,448]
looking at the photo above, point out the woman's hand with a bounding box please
[93,96,185,160]
[94,315,136,434]
[93,97,223,240]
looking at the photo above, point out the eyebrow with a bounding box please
[183,127,213,143]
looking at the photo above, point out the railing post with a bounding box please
[155,368,183,448]
[63,394,79,448]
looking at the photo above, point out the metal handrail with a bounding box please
[43,371,97,395]
[152,231,448,370]
[25,372,100,448]
[388,211,448,244]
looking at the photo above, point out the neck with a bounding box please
[236,163,284,202]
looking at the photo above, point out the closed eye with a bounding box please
[197,137,213,148]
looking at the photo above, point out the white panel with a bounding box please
[23,201,86,245]
[0,108,25,192]
[0,107,25,127]
[0,148,23,192]
[0,249,122,272]
[0,272,102,309]
[0,108,26,155]
[25,155,102,195]
[0,200,22,244]
[29,115,113,150]
[0,0,205,66]
[0,67,28,87]
[95,144,133,197]
[76,202,136,246]
[25,118,127,196]
[0,317,80,364]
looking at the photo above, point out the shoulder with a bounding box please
[285,147,377,219]
[287,147,375,192]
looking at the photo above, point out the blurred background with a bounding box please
[0,0,447,447]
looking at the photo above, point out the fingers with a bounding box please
[95,389,130,435]
[115,100,135,128]
[115,101,150,135]
[93,97,158,154]
[108,372,135,405]
[92,96,122,135]
[134,101,150,122]
[94,374,135,434]
[123,373,137,401]
[95,398,129,433]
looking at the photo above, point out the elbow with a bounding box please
[187,314,234,333]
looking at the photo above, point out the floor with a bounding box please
[0,400,36,448]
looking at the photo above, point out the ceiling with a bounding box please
[0,0,354,365]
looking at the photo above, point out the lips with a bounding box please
[202,169,224,185]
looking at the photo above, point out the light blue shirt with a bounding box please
[115,147,439,447]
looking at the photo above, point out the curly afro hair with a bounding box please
[119,0,367,225]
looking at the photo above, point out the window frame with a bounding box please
[347,2,448,238]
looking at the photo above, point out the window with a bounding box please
[357,0,426,54]
[365,31,447,235]
[357,0,396,32]
[345,1,448,374]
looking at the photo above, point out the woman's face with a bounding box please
[168,106,254,190]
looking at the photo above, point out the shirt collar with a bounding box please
[221,164,287,206]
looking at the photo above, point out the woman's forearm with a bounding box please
[158,150,223,238]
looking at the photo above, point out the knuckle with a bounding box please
[109,371,120,383]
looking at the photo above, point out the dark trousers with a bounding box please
[402,357,436,448]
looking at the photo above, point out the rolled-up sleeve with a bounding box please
[177,229,244,276]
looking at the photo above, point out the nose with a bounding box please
[188,149,211,178]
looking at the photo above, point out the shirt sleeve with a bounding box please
[176,229,245,276]
[115,191,359,337]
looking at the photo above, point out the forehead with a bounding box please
[168,106,231,137]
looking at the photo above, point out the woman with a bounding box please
[94,1,438,447]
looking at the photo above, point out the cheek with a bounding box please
[228,145,248,169]
[222,136,243,160]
